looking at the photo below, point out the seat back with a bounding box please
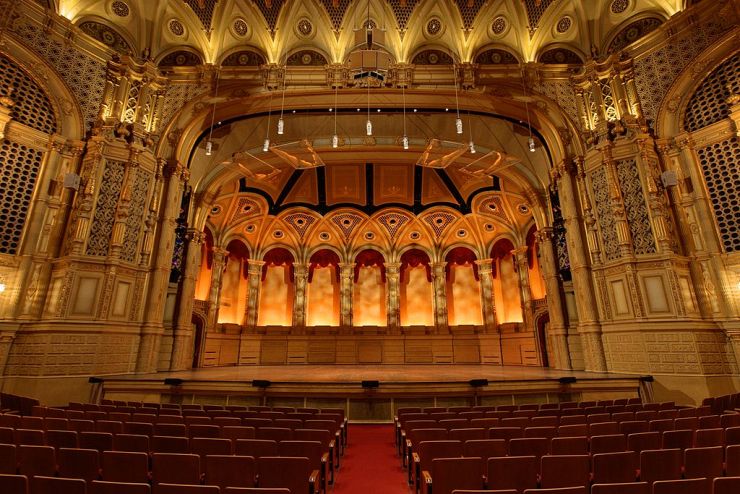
[486,456,537,492]
[190,438,233,459]
[102,451,149,483]
[488,427,523,443]
[278,440,324,469]
[639,448,682,484]
[428,457,483,494]
[46,430,78,450]
[205,455,256,490]
[0,473,27,494]
[151,435,189,454]
[591,482,649,494]
[714,477,740,494]
[550,437,588,455]
[15,429,44,446]
[508,438,549,460]
[18,445,55,478]
[57,448,99,482]
[90,480,151,494]
[592,451,638,484]
[627,432,661,454]
[417,440,463,465]
[694,428,723,447]
[683,446,723,480]
[221,426,256,444]
[461,439,506,461]
[590,434,627,454]
[151,453,201,486]
[123,422,154,437]
[449,429,486,442]
[725,445,740,476]
[189,425,221,439]
[652,478,710,494]
[589,422,619,436]
[0,444,17,474]
[557,425,588,437]
[156,484,220,494]
[255,428,292,442]
[540,455,591,488]
[257,456,312,494]
[79,432,113,453]
[31,476,86,494]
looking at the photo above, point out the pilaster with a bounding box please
[431,262,449,333]
[339,263,354,328]
[475,259,498,333]
[292,263,308,329]
[245,261,265,329]
[169,228,204,371]
[386,262,401,333]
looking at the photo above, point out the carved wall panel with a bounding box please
[86,160,125,257]
[531,80,579,126]
[616,159,656,255]
[0,54,57,134]
[696,137,740,253]
[13,22,106,129]
[77,21,133,55]
[591,168,620,261]
[121,168,151,263]
[0,140,44,255]
[160,82,210,131]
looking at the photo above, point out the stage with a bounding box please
[97,364,644,421]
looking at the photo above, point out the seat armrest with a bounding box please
[422,470,433,494]
[309,469,320,494]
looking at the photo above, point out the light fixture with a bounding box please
[264,90,273,152]
[366,68,372,136]
[205,70,220,156]
[453,62,463,134]
[332,83,339,148]
[469,140,476,154]
[467,110,475,154]
[402,82,408,149]
[277,68,286,134]
[521,67,536,153]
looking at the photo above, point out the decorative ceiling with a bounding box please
[55,0,683,65]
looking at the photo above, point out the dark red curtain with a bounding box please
[400,248,432,283]
[445,246,478,281]
[262,247,295,282]
[490,238,515,278]
[308,249,340,283]
[226,239,250,279]
[354,249,386,283]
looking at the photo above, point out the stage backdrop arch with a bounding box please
[258,247,295,326]
[353,249,387,326]
[399,248,434,327]
[306,249,341,326]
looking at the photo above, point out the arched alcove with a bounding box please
[217,239,250,324]
[491,239,522,324]
[258,247,295,327]
[306,249,341,327]
[399,249,433,327]
[353,249,386,327]
[444,246,482,326]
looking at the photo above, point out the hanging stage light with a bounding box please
[528,136,536,152]
[205,70,220,156]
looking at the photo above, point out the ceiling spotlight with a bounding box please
[366,119,373,136]
[263,138,270,152]
[377,108,381,112]
[329,108,333,112]
[445,108,449,112]
[528,136,536,152]
[403,135,409,150]
[468,140,476,154]
[277,117,284,135]
[205,140,213,156]
[292,110,296,114]
[357,108,361,112]
[413,109,418,112]
[332,134,339,148]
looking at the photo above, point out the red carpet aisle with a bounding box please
[332,425,408,494]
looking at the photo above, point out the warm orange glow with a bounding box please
[493,256,523,323]
[447,264,483,326]
[353,265,387,326]
[400,265,434,326]
[529,246,547,300]
[258,265,293,326]
[217,259,248,324]
[306,266,340,326]
[194,246,212,300]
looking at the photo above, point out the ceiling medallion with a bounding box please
[233,18,248,37]
[518,204,531,215]
[492,16,507,35]
[319,232,331,241]
[210,205,222,216]
[557,16,572,34]
[272,230,284,239]
[363,19,377,30]
[484,223,496,232]
[409,231,421,241]
[364,232,375,241]
[168,19,185,37]
[611,0,629,14]
[426,18,442,37]
[456,229,467,238]
[245,224,256,234]
[297,18,313,37]
[111,1,129,17]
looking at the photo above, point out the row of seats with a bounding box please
[416,453,740,494]
[0,443,324,492]
[449,478,740,494]
[703,393,740,415]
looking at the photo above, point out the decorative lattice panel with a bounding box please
[600,79,618,122]
[319,0,352,32]
[550,190,570,279]
[0,139,43,255]
[524,0,555,32]
[478,196,509,222]
[184,0,218,33]
[616,159,656,255]
[388,0,421,33]
[696,137,740,253]
[0,55,57,134]
[77,21,132,55]
[229,197,261,223]
[634,19,731,125]
[453,0,486,31]
[13,22,106,131]
[377,211,411,240]
[121,168,151,263]
[160,82,209,130]
[251,0,285,37]
[475,49,518,65]
[539,48,583,64]
[86,160,125,256]
[591,167,620,261]
[422,211,456,238]
[684,53,740,132]
[606,17,663,54]
[411,50,454,65]
[222,50,265,66]
[330,212,363,240]
[531,80,579,126]
[286,50,327,66]
[159,51,202,67]
[284,212,317,239]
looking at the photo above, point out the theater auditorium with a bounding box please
[0,0,739,493]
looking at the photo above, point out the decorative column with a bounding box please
[535,228,571,370]
[245,261,264,329]
[170,228,204,371]
[513,247,534,331]
[431,262,449,333]
[339,263,354,328]
[602,146,633,257]
[135,160,188,372]
[207,247,228,328]
[554,159,607,372]
[475,259,497,333]
[292,263,308,329]
[386,262,401,333]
